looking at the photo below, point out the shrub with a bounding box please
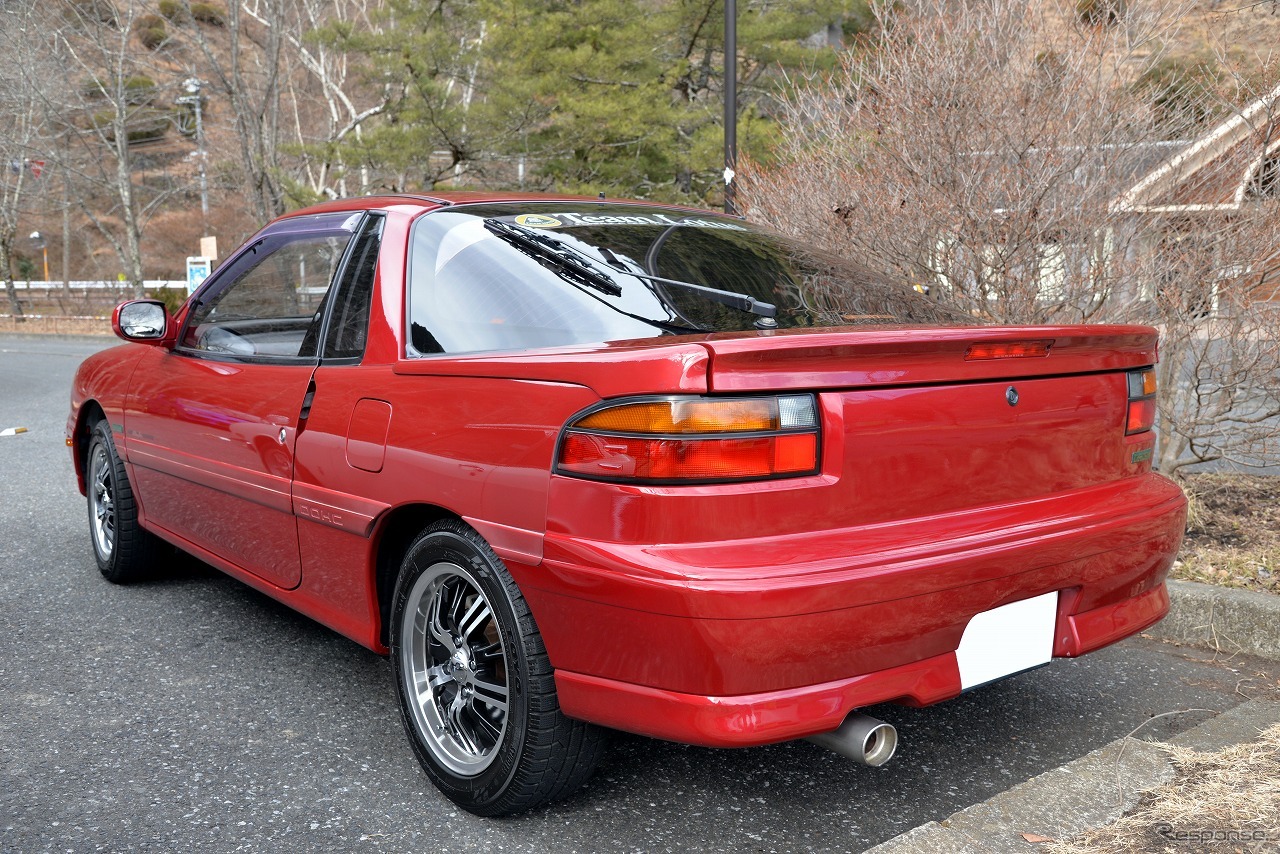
[1076,0,1125,26]
[147,286,189,315]
[125,111,170,143]
[842,1,885,40]
[91,107,170,145]
[158,0,189,21]
[138,25,167,49]
[190,1,225,26]
[81,76,157,104]
[65,0,119,27]
[134,14,167,49]
[122,75,158,105]
[81,79,108,101]
[1137,53,1221,129]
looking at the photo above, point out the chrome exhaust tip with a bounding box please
[804,713,898,767]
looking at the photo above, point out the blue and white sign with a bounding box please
[186,256,212,293]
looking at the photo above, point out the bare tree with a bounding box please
[243,0,389,202]
[177,0,293,222]
[0,4,58,318]
[739,0,1280,475]
[54,0,175,297]
[1138,209,1280,474]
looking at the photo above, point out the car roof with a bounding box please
[272,192,730,222]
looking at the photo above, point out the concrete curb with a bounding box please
[866,583,1280,852]
[866,698,1280,853]
[1144,579,1280,661]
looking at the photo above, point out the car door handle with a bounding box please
[299,380,317,421]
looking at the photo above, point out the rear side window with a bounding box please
[321,214,384,360]
[408,212,659,355]
[406,204,971,357]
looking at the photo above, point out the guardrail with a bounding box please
[5,280,187,291]
[2,281,190,334]
[0,314,115,334]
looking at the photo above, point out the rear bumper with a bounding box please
[510,473,1186,745]
[554,584,1167,747]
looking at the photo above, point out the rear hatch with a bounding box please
[701,324,1157,525]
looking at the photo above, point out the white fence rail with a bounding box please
[5,280,188,290]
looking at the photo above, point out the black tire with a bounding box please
[390,519,604,816]
[85,419,160,583]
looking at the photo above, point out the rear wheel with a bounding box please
[390,520,604,816]
[86,420,160,583]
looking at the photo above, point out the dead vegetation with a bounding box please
[1048,723,1280,853]
[1176,473,1280,595]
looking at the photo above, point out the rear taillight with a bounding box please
[556,395,820,483]
[1125,368,1157,435]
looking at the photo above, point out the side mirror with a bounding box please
[113,300,175,346]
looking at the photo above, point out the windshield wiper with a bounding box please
[484,219,621,296]
[598,248,777,320]
[485,218,777,323]
[484,218,705,334]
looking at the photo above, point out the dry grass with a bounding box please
[1048,724,1280,853]
[1175,474,1280,596]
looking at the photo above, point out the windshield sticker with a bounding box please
[514,214,564,228]
[506,212,747,231]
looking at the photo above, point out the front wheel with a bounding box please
[86,420,160,583]
[390,520,604,816]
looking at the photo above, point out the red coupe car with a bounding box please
[68,194,1186,815]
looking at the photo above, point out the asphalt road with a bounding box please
[2,332,1276,854]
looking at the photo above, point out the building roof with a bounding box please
[1114,81,1280,213]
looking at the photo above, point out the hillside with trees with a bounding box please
[1,0,857,289]
[2,0,1277,473]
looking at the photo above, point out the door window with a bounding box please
[181,213,360,360]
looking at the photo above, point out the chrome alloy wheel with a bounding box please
[400,561,510,776]
[89,442,116,561]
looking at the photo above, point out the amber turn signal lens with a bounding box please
[1127,369,1158,398]
[576,398,778,434]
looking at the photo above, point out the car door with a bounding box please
[285,214,392,636]
[124,211,363,589]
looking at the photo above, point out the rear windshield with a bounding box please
[407,202,971,356]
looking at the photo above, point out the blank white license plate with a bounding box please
[955,591,1059,690]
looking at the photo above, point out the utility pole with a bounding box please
[177,77,209,218]
[28,232,48,281]
[724,0,737,215]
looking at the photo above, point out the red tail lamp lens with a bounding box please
[1126,397,1156,435]
[964,340,1052,360]
[558,433,818,480]
[1125,369,1157,435]
[557,396,820,483]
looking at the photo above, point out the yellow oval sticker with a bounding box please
[514,214,563,228]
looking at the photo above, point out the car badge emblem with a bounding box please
[1006,386,1019,406]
